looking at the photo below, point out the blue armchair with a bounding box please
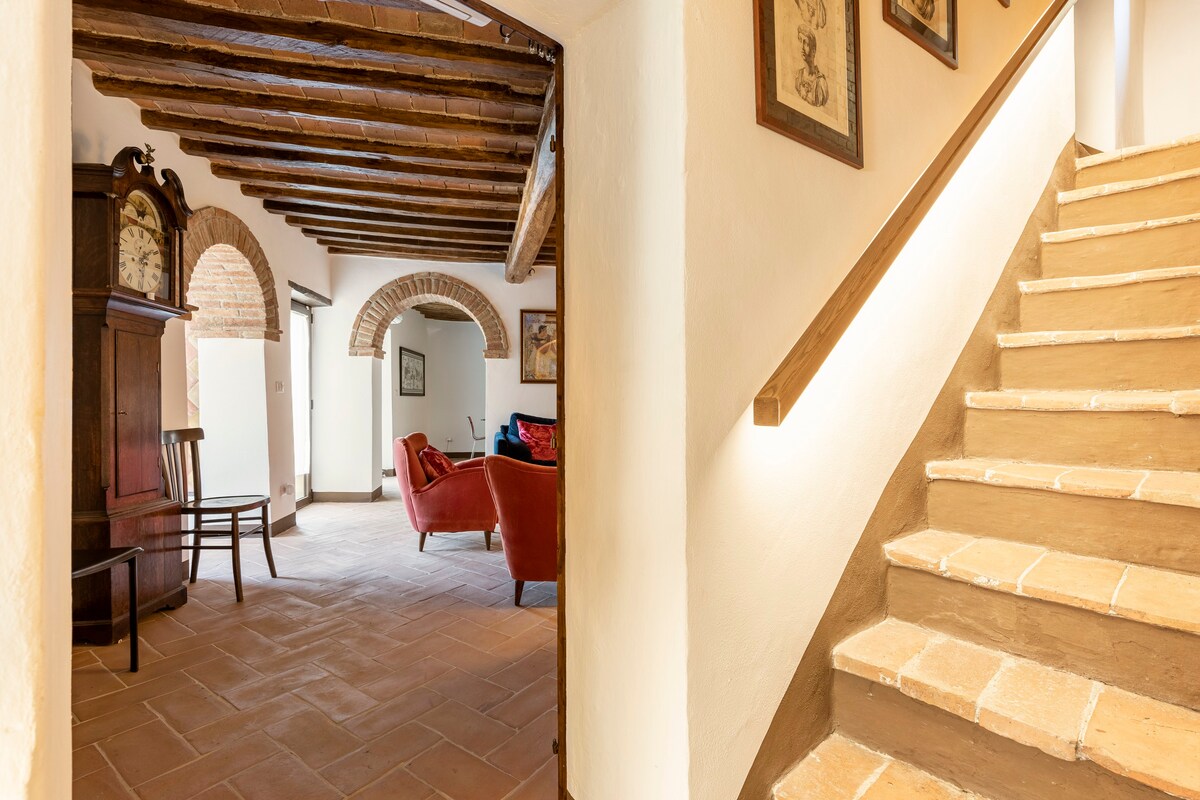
[494,412,558,466]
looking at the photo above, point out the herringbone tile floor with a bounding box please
[72,483,558,800]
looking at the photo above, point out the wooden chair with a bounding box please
[467,416,486,459]
[162,428,277,602]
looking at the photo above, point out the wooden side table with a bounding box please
[71,548,143,672]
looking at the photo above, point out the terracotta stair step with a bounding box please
[1076,134,1200,189]
[926,459,1200,510]
[774,734,990,800]
[1020,266,1200,330]
[998,325,1200,349]
[833,619,1200,798]
[1058,167,1200,228]
[885,530,1200,637]
[1040,213,1200,279]
[965,390,1200,415]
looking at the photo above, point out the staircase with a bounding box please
[775,135,1200,800]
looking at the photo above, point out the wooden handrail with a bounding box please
[753,0,1074,426]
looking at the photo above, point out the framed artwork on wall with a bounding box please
[520,309,557,384]
[753,0,864,168]
[884,0,959,68]
[399,347,425,397]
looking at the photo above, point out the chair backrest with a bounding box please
[395,433,431,532]
[484,456,558,583]
[467,416,482,440]
[162,427,205,502]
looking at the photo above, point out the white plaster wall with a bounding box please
[1076,0,1119,150]
[312,258,555,493]
[71,61,331,521]
[1141,0,1200,144]
[389,318,486,452]
[0,2,72,797]
[380,327,396,473]
[680,7,1076,799]
[390,315,430,448]
[196,340,272,498]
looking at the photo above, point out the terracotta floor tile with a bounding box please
[359,657,454,702]
[73,743,109,780]
[186,653,265,694]
[221,663,329,710]
[264,708,364,769]
[440,618,514,651]
[294,674,379,722]
[487,709,557,780]
[73,703,157,749]
[136,731,281,800]
[320,722,441,794]
[427,667,514,712]
[73,672,194,722]
[331,627,406,658]
[185,694,310,754]
[98,719,198,787]
[419,700,518,756]
[73,765,139,800]
[343,687,448,741]
[347,766,437,799]
[435,642,514,679]
[408,741,520,800]
[190,785,242,800]
[487,676,557,730]
[72,662,128,704]
[774,735,885,800]
[500,758,558,800]
[147,682,236,734]
[373,631,457,670]
[228,752,342,800]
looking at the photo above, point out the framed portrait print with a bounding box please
[753,0,864,168]
[399,347,425,397]
[884,0,959,68]
[520,309,557,384]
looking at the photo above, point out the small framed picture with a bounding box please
[884,0,958,68]
[520,310,557,384]
[753,0,864,168]
[399,347,425,397]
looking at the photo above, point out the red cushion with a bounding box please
[516,419,557,462]
[419,446,457,481]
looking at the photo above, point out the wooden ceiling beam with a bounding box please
[327,244,556,265]
[302,227,554,255]
[315,238,503,260]
[261,200,515,232]
[73,0,551,81]
[244,185,518,221]
[216,165,519,206]
[505,76,558,283]
[73,31,544,108]
[180,140,526,185]
[141,111,528,167]
[284,216,514,245]
[91,74,538,140]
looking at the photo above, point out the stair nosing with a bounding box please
[997,325,1200,348]
[1075,133,1200,170]
[1041,211,1200,244]
[1057,165,1200,205]
[964,389,1200,415]
[1019,264,1200,295]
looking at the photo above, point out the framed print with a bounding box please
[399,347,425,397]
[754,0,864,168]
[884,0,959,68]
[520,309,557,384]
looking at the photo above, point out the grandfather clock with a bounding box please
[73,146,191,645]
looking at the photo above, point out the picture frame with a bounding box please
[884,0,958,69]
[520,309,558,384]
[753,0,864,168]
[398,347,425,397]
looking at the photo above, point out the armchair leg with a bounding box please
[514,580,525,607]
[484,530,492,551]
[419,531,428,552]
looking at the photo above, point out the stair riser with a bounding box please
[1059,173,1200,228]
[1041,221,1200,278]
[1001,338,1200,391]
[833,672,1170,800]
[888,568,1200,712]
[928,480,1200,573]
[1077,141,1200,188]
[964,408,1200,470]
[1021,276,1200,330]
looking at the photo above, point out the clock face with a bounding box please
[118,190,169,297]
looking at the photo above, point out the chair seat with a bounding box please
[180,495,270,514]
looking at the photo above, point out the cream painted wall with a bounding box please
[0,1,72,797]
[1076,0,1118,150]
[1141,0,1200,143]
[196,340,272,498]
[311,257,555,494]
[680,6,1075,799]
[71,61,331,522]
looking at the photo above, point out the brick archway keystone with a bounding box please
[183,207,281,341]
[349,272,509,359]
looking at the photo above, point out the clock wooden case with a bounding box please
[72,146,192,645]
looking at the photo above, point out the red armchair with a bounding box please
[484,456,557,606]
[395,434,497,552]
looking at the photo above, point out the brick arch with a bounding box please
[183,206,281,341]
[349,272,508,359]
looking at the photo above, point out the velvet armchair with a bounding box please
[493,412,558,466]
[395,434,497,552]
[484,455,557,606]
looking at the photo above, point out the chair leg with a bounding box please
[128,555,139,673]
[261,506,278,578]
[484,530,492,551]
[231,510,244,602]
[188,526,202,584]
[514,580,525,607]
[419,531,428,552]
